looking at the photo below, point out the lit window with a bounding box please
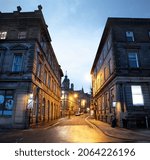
[128,52,139,68]
[18,31,27,39]
[0,31,7,39]
[126,31,134,42]
[131,86,144,106]
[12,55,23,72]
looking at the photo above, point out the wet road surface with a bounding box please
[0,115,130,143]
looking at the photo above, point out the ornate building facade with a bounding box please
[0,6,63,128]
[61,74,90,117]
[91,18,150,128]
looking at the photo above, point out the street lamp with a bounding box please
[74,93,78,98]
[111,101,117,127]
[25,93,34,128]
[112,101,116,116]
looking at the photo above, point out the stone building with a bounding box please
[61,74,90,116]
[91,18,150,128]
[0,6,63,128]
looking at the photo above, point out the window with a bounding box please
[18,31,27,39]
[52,80,54,91]
[43,70,47,84]
[37,60,42,77]
[131,86,144,106]
[104,67,106,81]
[12,55,23,72]
[126,31,134,42]
[48,76,51,88]
[0,90,14,116]
[108,59,111,75]
[0,31,7,39]
[128,52,139,68]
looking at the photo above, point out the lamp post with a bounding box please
[112,101,116,116]
[111,101,117,127]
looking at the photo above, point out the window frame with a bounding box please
[128,51,139,68]
[18,31,27,39]
[37,59,42,78]
[43,69,47,85]
[126,31,134,42]
[48,75,51,89]
[12,54,23,72]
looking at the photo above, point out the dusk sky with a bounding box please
[0,0,150,93]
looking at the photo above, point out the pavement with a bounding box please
[1,115,150,142]
[88,117,150,142]
[0,117,67,132]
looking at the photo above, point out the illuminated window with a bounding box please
[131,86,144,106]
[12,54,23,72]
[128,52,139,68]
[126,31,134,42]
[0,31,7,39]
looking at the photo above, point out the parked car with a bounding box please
[75,112,80,116]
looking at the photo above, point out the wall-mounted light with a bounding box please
[112,101,116,107]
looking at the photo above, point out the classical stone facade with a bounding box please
[61,74,91,117]
[91,18,150,128]
[0,6,63,128]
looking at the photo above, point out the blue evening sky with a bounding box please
[0,0,150,93]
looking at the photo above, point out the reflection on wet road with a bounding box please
[0,115,124,143]
[46,125,119,143]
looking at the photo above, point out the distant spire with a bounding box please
[65,71,67,76]
[65,71,68,78]
[82,87,84,93]
[62,71,70,90]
